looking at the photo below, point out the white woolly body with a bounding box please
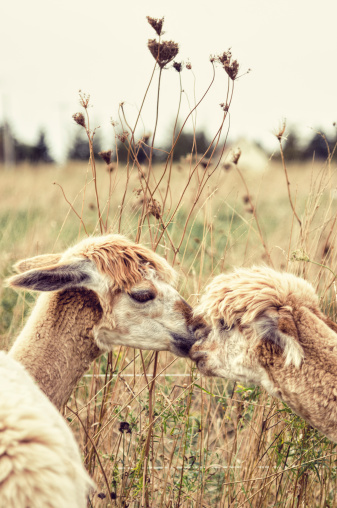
[0,352,93,508]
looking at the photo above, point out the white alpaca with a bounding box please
[191,266,337,442]
[8,234,202,409]
[0,352,93,508]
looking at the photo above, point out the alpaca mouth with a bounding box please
[170,332,196,357]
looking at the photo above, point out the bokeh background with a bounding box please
[1,0,337,163]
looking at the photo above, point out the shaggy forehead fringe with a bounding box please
[196,266,318,326]
[73,235,176,290]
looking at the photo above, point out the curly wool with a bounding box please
[196,265,318,326]
[0,352,93,508]
[64,234,177,290]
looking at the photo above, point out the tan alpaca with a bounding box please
[190,266,337,442]
[8,234,202,410]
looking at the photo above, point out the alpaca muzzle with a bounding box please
[189,347,209,368]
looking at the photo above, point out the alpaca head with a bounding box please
[8,234,205,357]
[190,266,320,385]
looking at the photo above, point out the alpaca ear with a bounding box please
[7,260,92,292]
[13,253,63,273]
[255,310,304,368]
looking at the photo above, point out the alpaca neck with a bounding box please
[261,307,337,442]
[9,288,103,410]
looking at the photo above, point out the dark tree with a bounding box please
[162,129,213,162]
[30,130,54,164]
[0,125,54,164]
[282,131,302,161]
[67,130,102,161]
[303,132,331,160]
[14,138,33,163]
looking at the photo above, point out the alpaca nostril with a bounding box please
[189,350,208,363]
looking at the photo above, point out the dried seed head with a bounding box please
[148,199,161,220]
[148,39,179,68]
[119,421,131,433]
[219,102,229,112]
[141,133,151,144]
[186,61,192,70]
[218,50,232,65]
[79,90,90,109]
[117,131,129,143]
[98,150,112,165]
[173,61,182,72]
[275,120,286,141]
[217,50,240,80]
[146,16,164,36]
[72,112,86,128]
[225,59,239,80]
[323,243,331,256]
[136,133,151,149]
[232,148,241,165]
[291,249,310,262]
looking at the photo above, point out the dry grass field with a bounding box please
[1,152,337,507]
[2,15,337,507]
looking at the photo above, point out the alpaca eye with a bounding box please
[219,318,233,331]
[130,290,156,303]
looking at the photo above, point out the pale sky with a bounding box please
[1,0,337,161]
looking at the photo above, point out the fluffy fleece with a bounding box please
[0,352,93,508]
[191,266,337,442]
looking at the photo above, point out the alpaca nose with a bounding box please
[189,349,208,363]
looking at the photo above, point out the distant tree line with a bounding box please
[112,129,215,164]
[0,124,54,164]
[66,126,337,163]
[0,123,336,166]
[0,123,221,165]
[279,128,337,161]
